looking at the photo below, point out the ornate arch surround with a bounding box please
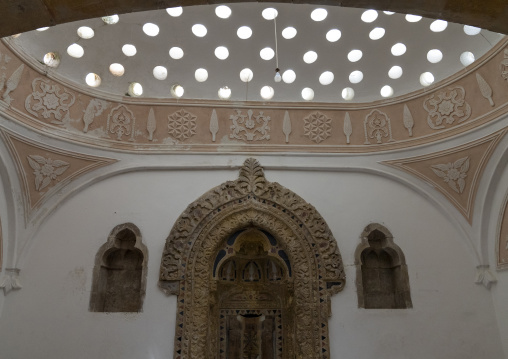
[159,158,345,358]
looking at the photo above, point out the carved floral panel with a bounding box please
[25,78,75,125]
[423,86,471,130]
[230,109,271,141]
[168,109,197,141]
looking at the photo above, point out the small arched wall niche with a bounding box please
[355,223,412,309]
[89,223,148,312]
[159,158,346,359]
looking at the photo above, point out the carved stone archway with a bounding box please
[159,158,345,358]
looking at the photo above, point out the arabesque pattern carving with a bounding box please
[107,104,136,141]
[159,158,345,359]
[423,86,471,130]
[230,110,271,141]
[168,109,197,141]
[430,156,470,194]
[27,155,70,192]
[25,78,75,125]
[303,111,332,143]
[363,109,394,144]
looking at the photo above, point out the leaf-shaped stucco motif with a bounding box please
[476,73,494,106]
[431,167,447,178]
[27,156,41,171]
[456,157,470,173]
[283,111,291,143]
[343,112,352,144]
[403,105,414,136]
[210,109,219,142]
[147,108,156,141]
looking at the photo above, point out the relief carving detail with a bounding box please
[168,109,197,141]
[423,86,471,130]
[363,109,394,144]
[303,111,332,144]
[27,155,70,192]
[230,109,271,141]
[82,98,108,133]
[106,104,136,141]
[430,156,470,194]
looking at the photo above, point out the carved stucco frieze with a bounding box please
[303,111,332,143]
[230,109,271,141]
[107,104,136,141]
[363,109,394,144]
[82,98,108,133]
[423,86,471,130]
[168,109,197,141]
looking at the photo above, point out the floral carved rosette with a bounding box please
[363,109,394,144]
[106,104,136,141]
[168,109,197,141]
[303,111,332,143]
[430,156,470,194]
[423,86,471,130]
[230,109,270,141]
[25,78,75,125]
[27,155,70,192]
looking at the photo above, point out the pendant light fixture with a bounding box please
[273,10,281,82]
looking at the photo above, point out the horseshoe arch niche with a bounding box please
[158,158,346,359]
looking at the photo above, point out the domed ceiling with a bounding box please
[9,3,504,103]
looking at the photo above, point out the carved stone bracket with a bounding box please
[475,265,497,289]
[0,268,22,295]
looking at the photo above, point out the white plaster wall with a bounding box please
[0,166,504,359]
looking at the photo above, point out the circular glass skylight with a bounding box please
[128,82,143,96]
[342,87,355,100]
[281,70,295,84]
[143,23,159,37]
[169,47,184,59]
[192,24,207,37]
[388,66,403,79]
[311,8,328,21]
[240,68,253,82]
[383,11,395,15]
[380,85,394,97]
[369,27,385,40]
[102,15,119,24]
[195,68,208,82]
[405,14,422,22]
[349,70,363,83]
[302,87,314,101]
[430,20,448,32]
[427,49,443,63]
[37,27,49,32]
[420,72,435,86]
[77,26,94,39]
[218,86,232,99]
[153,66,167,80]
[464,25,481,35]
[282,27,297,39]
[303,51,318,64]
[43,52,60,68]
[215,5,232,19]
[391,43,407,56]
[260,47,275,60]
[85,73,101,87]
[262,8,278,20]
[319,71,334,85]
[166,7,183,17]
[326,29,341,42]
[237,26,252,39]
[460,51,475,66]
[260,85,274,100]
[171,84,184,98]
[67,43,84,58]
[122,44,137,57]
[361,10,378,23]
[348,49,363,62]
[109,63,124,76]
[215,46,229,60]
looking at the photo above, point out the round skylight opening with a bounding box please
[260,47,275,60]
[85,73,101,87]
[192,24,207,37]
[128,82,143,97]
[464,25,481,35]
[405,14,422,22]
[388,66,403,79]
[260,86,274,100]
[102,15,119,24]
[43,52,60,68]
[319,71,334,85]
[282,27,297,39]
[380,85,394,97]
[166,7,183,17]
[109,63,124,76]
[215,46,229,60]
[430,20,448,32]
[311,8,328,21]
[391,43,407,56]
[427,49,443,63]
[218,86,232,100]
[240,68,254,82]
[171,84,184,98]
[77,26,94,39]
[460,51,475,66]
[326,29,341,42]
[37,27,49,31]
[303,51,318,64]
[349,70,364,84]
[420,72,435,86]
[383,11,395,15]
[67,43,84,58]
[262,8,278,20]
[237,26,252,39]
[143,23,159,37]
[301,87,314,101]
[282,70,296,84]
[153,66,168,80]
[122,44,137,57]
[369,27,385,40]
[361,10,378,23]
[215,5,232,19]
[169,47,184,59]
[195,68,208,82]
[342,87,355,101]
[348,49,363,62]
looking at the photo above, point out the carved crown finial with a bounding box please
[238,158,266,194]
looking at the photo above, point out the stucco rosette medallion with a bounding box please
[303,111,332,143]
[168,109,197,141]
[430,156,470,194]
[423,86,471,130]
[25,78,76,125]
[27,155,70,192]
